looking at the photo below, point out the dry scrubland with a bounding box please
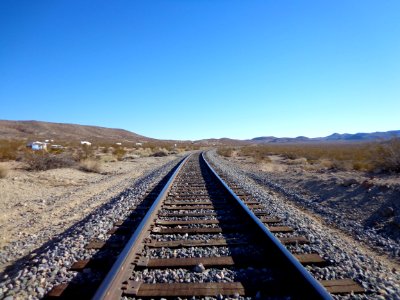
[217,139,400,244]
[0,140,195,271]
[0,139,199,175]
[218,139,400,173]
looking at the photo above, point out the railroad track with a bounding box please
[47,152,364,299]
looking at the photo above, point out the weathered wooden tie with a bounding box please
[145,238,248,248]
[123,282,246,297]
[320,279,365,294]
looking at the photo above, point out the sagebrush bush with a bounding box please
[79,159,101,173]
[24,152,76,171]
[112,147,127,161]
[152,150,168,157]
[374,138,400,172]
[217,147,234,157]
[0,140,25,161]
[0,165,8,178]
[75,145,95,160]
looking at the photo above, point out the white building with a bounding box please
[30,141,48,150]
[81,141,92,146]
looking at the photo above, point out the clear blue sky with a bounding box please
[1,1,399,140]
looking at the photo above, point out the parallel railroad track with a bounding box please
[47,152,364,299]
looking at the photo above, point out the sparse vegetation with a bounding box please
[218,138,400,173]
[0,140,26,161]
[112,146,127,161]
[24,152,76,171]
[76,144,95,160]
[152,150,168,157]
[79,158,102,173]
[374,138,400,173]
[217,147,234,157]
[0,165,8,178]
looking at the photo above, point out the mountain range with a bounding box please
[250,130,400,143]
[0,120,398,144]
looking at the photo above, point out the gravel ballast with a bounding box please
[0,156,185,299]
[205,150,400,300]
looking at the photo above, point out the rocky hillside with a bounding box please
[0,120,153,143]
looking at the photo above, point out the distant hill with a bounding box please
[0,120,154,143]
[252,130,400,143]
[1,120,398,145]
[193,138,249,146]
[323,131,400,141]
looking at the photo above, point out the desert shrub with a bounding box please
[236,142,400,172]
[0,140,26,161]
[217,147,234,157]
[112,147,127,161]
[152,150,168,157]
[24,152,76,171]
[101,147,110,154]
[373,138,400,173]
[79,159,102,173]
[75,145,95,160]
[48,148,64,155]
[133,147,153,157]
[0,165,8,178]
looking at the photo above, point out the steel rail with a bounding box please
[92,154,191,300]
[202,152,333,300]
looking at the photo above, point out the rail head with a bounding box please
[201,152,333,300]
[92,154,191,300]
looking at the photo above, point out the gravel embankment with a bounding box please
[0,157,184,300]
[205,150,400,300]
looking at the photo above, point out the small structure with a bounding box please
[29,141,48,151]
[116,142,122,146]
[81,141,92,146]
[135,142,143,146]
[50,145,64,149]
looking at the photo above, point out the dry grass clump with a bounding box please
[217,147,234,157]
[0,165,8,178]
[75,145,96,160]
[79,159,102,173]
[152,149,168,157]
[0,140,26,161]
[235,138,400,173]
[112,146,127,161]
[24,152,76,171]
[374,138,400,172]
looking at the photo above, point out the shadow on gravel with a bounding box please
[0,158,183,298]
[199,155,295,297]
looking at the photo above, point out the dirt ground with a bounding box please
[0,154,183,271]
[227,153,400,241]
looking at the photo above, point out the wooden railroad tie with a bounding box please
[320,279,365,294]
[122,280,364,297]
[152,226,240,234]
[158,212,218,217]
[156,219,221,225]
[152,225,293,234]
[145,238,249,248]
[135,254,327,269]
[145,236,308,247]
[123,282,246,297]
